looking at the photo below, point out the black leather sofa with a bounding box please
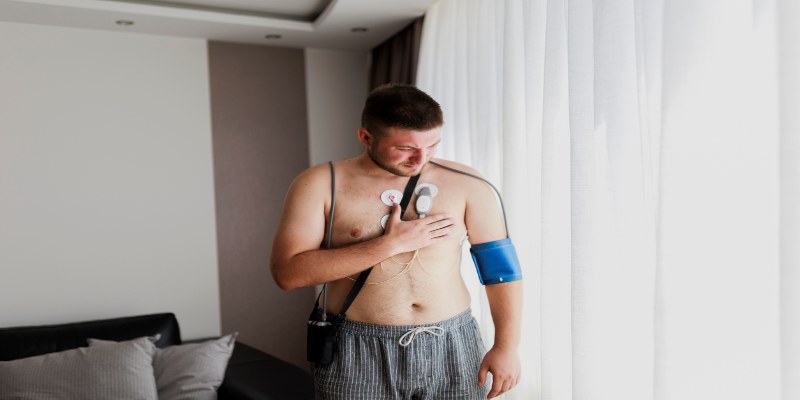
[0,313,315,400]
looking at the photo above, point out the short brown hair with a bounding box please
[361,83,443,136]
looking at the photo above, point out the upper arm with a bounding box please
[270,165,330,270]
[463,171,507,245]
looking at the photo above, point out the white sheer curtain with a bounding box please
[417,1,795,399]
[780,1,800,399]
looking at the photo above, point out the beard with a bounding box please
[366,145,423,177]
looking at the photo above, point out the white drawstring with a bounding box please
[398,326,445,347]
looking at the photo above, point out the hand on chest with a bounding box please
[331,180,463,245]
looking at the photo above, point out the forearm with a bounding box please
[271,236,397,290]
[485,280,523,349]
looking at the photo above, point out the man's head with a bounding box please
[359,84,444,176]
[361,83,443,136]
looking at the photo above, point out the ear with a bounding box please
[357,128,371,148]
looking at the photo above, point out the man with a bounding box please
[271,84,522,399]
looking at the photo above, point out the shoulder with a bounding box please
[429,158,500,207]
[284,162,338,207]
[429,158,482,177]
[430,160,507,239]
[429,158,491,193]
[290,162,333,188]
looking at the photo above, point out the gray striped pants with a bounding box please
[311,309,489,399]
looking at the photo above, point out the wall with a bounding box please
[0,22,221,338]
[305,48,369,166]
[210,45,369,369]
[208,41,313,369]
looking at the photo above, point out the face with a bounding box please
[361,126,442,177]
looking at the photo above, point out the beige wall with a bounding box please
[208,41,313,369]
[305,48,369,166]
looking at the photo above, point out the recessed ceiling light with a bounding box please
[115,20,134,26]
[351,27,369,33]
[264,34,282,40]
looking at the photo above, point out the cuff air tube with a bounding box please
[470,238,523,285]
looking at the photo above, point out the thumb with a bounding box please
[390,202,401,221]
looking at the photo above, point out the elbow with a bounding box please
[271,261,302,291]
[274,278,297,292]
[275,276,302,291]
[271,269,296,291]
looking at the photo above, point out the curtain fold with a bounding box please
[417,1,786,399]
[779,0,800,399]
[369,17,424,88]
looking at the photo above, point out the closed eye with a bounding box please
[396,141,440,151]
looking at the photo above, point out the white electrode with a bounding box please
[415,187,433,218]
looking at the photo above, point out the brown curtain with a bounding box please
[369,17,424,89]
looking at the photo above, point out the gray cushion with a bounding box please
[90,333,237,400]
[0,336,158,400]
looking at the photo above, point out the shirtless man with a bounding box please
[271,84,522,399]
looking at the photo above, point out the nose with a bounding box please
[410,149,426,162]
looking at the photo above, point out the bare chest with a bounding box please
[328,179,466,247]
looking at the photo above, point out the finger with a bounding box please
[430,223,454,237]
[389,202,401,222]
[425,222,454,239]
[429,225,454,238]
[425,213,452,224]
[430,232,450,240]
[426,217,455,230]
[429,227,452,239]
[488,377,503,399]
[477,363,489,388]
[501,378,512,395]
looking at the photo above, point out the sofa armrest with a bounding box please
[218,342,314,400]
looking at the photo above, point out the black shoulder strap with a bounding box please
[334,172,421,322]
[399,174,421,213]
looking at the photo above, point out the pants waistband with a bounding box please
[338,309,475,339]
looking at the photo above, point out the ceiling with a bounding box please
[0,0,437,50]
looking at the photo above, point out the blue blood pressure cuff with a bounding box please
[469,238,523,285]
